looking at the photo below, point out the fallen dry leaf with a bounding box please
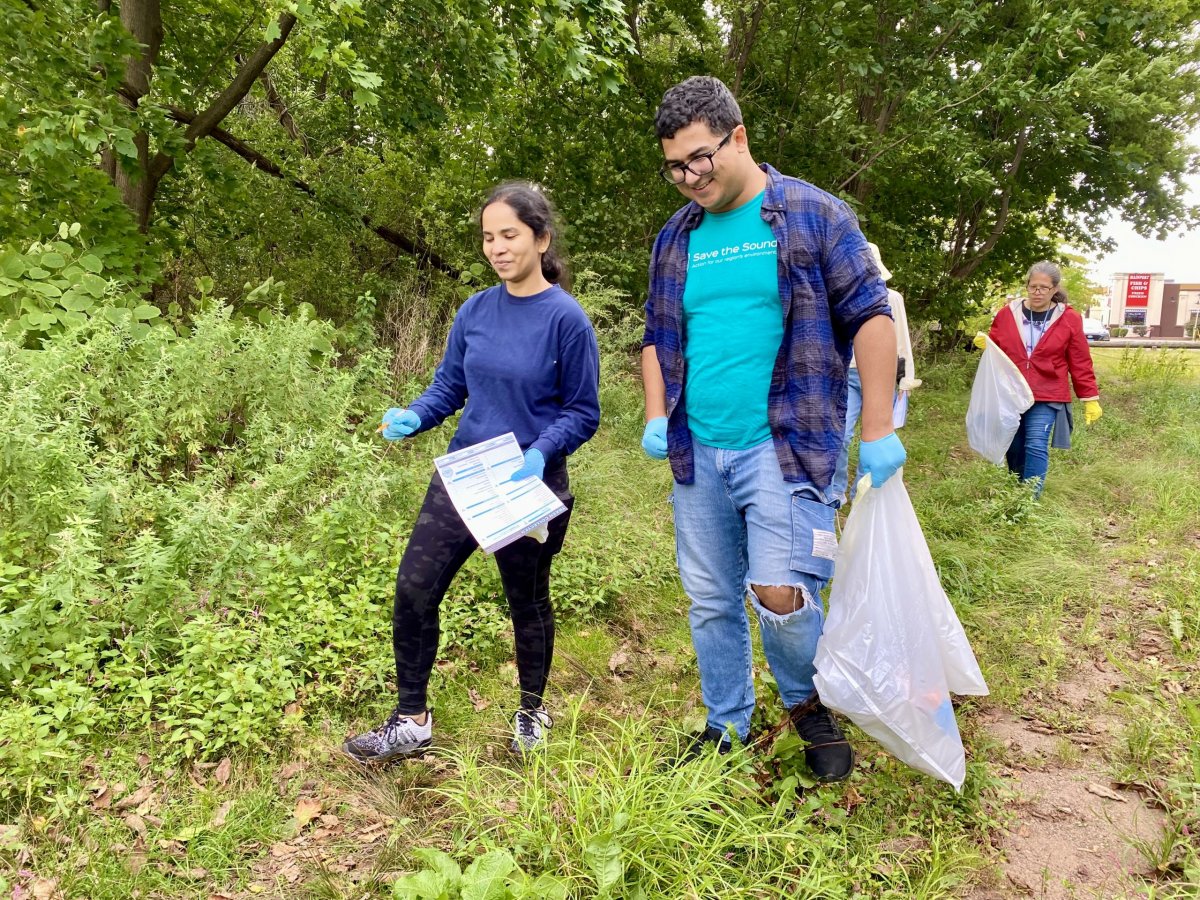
[293,797,323,829]
[123,814,147,837]
[359,825,387,845]
[91,785,113,811]
[318,813,340,828]
[284,701,303,717]
[115,784,153,810]
[269,841,294,859]
[127,850,148,875]
[210,800,234,829]
[1086,782,1126,802]
[214,757,232,786]
[468,688,490,711]
[31,877,59,900]
[607,647,630,675]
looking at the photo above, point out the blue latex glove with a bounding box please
[380,407,421,440]
[641,417,668,460]
[858,431,906,488]
[509,448,545,482]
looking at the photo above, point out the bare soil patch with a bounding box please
[967,668,1167,899]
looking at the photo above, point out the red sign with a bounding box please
[1126,273,1152,307]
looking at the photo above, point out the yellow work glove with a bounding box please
[1083,399,1103,426]
[972,332,987,351]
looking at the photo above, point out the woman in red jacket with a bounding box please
[985,261,1102,496]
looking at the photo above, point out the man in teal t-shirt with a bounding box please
[640,76,906,782]
[682,191,782,448]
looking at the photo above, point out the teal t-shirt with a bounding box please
[682,191,782,448]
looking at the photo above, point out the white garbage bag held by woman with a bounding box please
[966,336,1034,465]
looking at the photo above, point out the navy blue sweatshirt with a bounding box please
[407,283,601,464]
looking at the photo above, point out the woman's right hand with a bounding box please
[380,408,421,440]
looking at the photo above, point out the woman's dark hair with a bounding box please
[1027,260,1068,305]
[480,181,570,290]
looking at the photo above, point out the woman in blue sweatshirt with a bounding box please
[343,182,601,762]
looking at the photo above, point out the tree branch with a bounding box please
[147,11,297,183]
[624,0,642,58]
[837,74,1006,192]
[950,128,1031,279]
[164,106,460,281]
[259,69,309,154]
[729,0,766,95]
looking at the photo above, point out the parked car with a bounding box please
[1081,318,1110,341]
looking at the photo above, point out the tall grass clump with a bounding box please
[421,702,981,899]
[432,708,847,898]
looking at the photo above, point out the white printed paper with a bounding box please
[433,433,567,554]
[893,390,910,429]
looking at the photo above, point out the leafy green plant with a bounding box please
[393,848,570,900]
[0,225,162,345]
[1118,348,1193,384]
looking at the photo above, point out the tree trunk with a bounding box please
[102,2,298,232]
[101,0,163,231]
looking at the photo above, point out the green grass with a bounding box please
[3,345,1200,898]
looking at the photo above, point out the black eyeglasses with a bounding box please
[658,131,735,184]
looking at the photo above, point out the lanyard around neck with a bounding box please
[1022,304,1054,356]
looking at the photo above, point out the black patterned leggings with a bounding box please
[391,464,574,713]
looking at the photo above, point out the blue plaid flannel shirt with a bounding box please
[642,164,892,489]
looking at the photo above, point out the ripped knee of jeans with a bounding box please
[749,582,817,621]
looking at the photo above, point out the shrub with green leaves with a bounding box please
[0,302,410,780]
[0,224,163,345]
[0,277,657,807]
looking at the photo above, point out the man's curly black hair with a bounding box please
[655,76,743,140]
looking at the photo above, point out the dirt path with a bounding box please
[966,661,1167,898]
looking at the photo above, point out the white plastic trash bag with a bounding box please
[813,472,989,790]
[965,338,1034,464]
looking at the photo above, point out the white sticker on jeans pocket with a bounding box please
[812,529,838,561]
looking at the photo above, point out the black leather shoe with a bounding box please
[680,726,735,762]
[789,694,854,782]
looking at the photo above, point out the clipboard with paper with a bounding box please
[433,433,566,554]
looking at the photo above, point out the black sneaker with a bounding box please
[342,708,432,764]
[789,695,854,782]
[680,726,736,762]
[510,707,553,755]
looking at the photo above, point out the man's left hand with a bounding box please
[859,432,906,488]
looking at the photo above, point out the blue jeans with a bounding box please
[672,438,838,739]
[1006,402,1056,496]
[830,367,863,507]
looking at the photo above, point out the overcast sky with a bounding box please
[1090,128,1200,286]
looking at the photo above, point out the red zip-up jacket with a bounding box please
[988,299,1099,402]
